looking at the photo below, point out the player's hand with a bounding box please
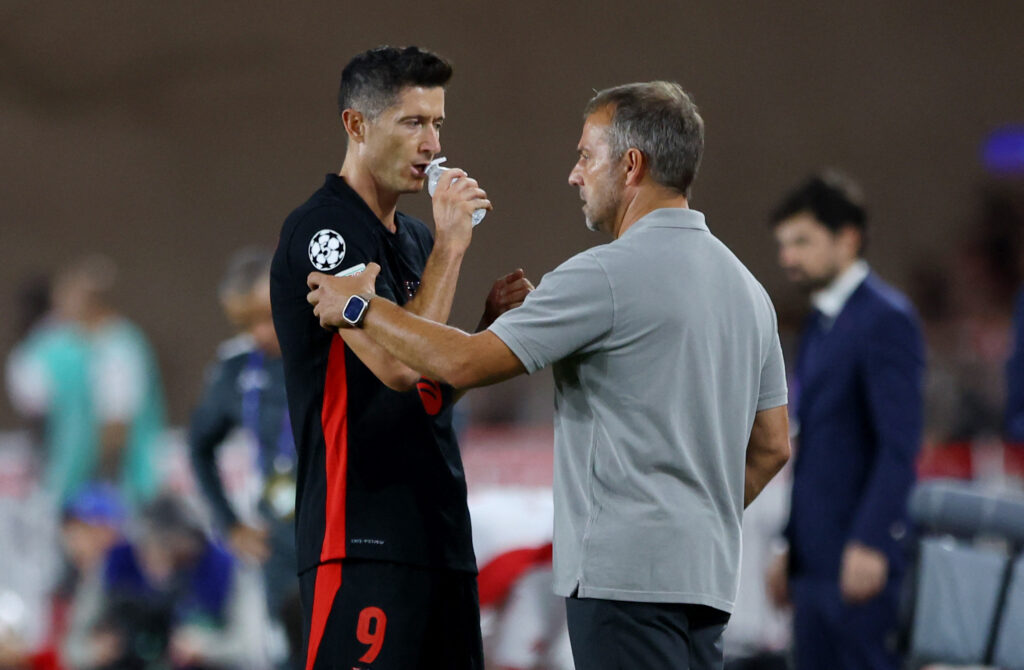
[477,269,534,331]
[765,550,790,607]
[228,523,270,564]
[840,542,888,603]
[307,264,380,329]
[432,168,492,252]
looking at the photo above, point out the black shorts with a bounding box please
[299,559,483,670]
[566,596,730,670]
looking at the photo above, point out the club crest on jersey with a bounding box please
[308,229,346,271]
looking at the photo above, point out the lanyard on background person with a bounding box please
[241,350,295,475]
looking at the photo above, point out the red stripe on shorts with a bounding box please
[305,562,342,670]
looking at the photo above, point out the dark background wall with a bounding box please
[2,1,1023,425]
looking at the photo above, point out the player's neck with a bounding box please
[338,162,399,233]
[613,187,688,238]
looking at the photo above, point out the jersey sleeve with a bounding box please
[281,205,396,302]
[487,252,614,374]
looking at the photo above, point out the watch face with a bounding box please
[343,295,367,323]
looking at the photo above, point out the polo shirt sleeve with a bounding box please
[488,252,613,374]
[757,290,788,411]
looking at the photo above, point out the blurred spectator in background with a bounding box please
[58,486,127,670]
[766,172,924,670]
[0,485,124,670]
[62,494,269,670]
[5,256,166,506]
[188,248,299,668]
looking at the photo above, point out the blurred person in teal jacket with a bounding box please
[6,256,166,505]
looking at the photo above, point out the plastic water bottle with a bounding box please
[425,157,486,226]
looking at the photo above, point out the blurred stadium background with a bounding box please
[3,2,1024,669]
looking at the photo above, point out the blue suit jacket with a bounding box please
[786,272,924,581]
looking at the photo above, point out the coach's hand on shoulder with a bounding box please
[840,541,888,603]
[307,263,380,329]
[432,168,492,252]
[477,268,535,331]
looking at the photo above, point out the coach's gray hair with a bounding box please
[584,81,704,197]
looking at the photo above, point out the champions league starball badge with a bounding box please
[308,229,346,271]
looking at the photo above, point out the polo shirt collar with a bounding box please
[621,207,709,238]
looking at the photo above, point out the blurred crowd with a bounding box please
[1,182,1024,670]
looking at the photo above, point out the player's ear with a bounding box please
[342,109,366,143]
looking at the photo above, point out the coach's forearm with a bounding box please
[361,298,473,385]
[362,298,517,390]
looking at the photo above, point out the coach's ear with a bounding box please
[342,108,366,143]
[623,147,646,187]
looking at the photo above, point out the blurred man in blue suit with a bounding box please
[765,172,924,670]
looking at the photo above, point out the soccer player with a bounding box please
[270,46,529,670]
[306,81,792,670]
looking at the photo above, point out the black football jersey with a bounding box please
[270,174,476,575]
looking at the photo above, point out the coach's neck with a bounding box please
[612,179,689,239]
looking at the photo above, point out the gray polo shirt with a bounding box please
[488,208,787,612]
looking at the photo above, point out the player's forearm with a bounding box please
[405,243,466,323]
[337,329,420,391]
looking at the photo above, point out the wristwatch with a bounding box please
[342,294,371,327]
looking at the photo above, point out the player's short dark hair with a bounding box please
[584,81,704,197]
[338,45,453,120]
[769,170,868,235]
[218,247,272,303]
